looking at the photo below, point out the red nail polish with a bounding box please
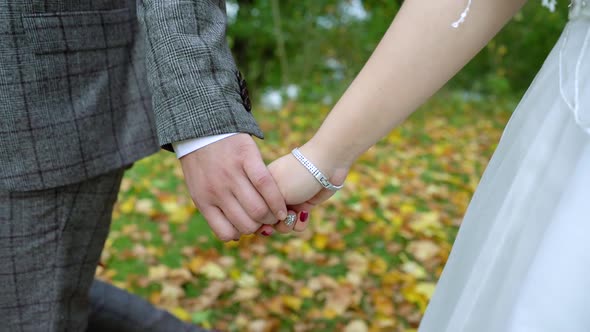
[261,230,272,236]
[300,211,309,222]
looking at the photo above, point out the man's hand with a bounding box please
[179,133,288,241]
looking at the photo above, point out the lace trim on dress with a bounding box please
[559,20,590,132]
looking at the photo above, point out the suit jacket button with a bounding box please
[236,71,252,112]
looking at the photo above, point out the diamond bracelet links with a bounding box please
[291,148,344,191]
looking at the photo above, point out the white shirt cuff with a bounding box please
[172,133,238,158]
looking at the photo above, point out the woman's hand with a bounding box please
[257,143,350,235]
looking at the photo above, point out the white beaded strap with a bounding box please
[291,148,343,191]
[559,23,590,130]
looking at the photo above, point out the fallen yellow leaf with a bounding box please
[200,262,226,280]
[282,295,303,311]
[170,307,190,321]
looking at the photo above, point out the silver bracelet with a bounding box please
[291,148,344,191]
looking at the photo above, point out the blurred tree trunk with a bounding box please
[270,0,289,87]
[300,2,322,84]
[231,0,253,74]
[231,0,275,90]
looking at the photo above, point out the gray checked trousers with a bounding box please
[0,169,207,332]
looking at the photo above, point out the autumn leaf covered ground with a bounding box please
[96,94,515,332]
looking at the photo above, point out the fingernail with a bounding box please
[300,211,309,222]
[261,230,273,236]
[278,210,288,221]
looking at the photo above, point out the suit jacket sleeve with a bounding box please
[137,0,263,151]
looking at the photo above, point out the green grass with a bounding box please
[98,92,514,332]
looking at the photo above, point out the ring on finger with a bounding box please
[283,212,297,227]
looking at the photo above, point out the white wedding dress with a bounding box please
[419,2,590,331]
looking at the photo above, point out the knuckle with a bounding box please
[189,188,208,204]
[216,230,236,242]
[248,204,270,221]
[220,166,234,179]
[244,224,259,235]
[202,182,219,197]
[236,145,250,160]
[189,194,200,208]
[203,184,229,202]
[229,219,255,235]
[236,221,258,235]
[252,172,272,188]
[191,198,207,213]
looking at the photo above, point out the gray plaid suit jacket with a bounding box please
[0,0,263,191]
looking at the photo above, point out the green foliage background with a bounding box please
[227,1,568,100]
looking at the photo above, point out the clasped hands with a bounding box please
[179,133,349,241]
